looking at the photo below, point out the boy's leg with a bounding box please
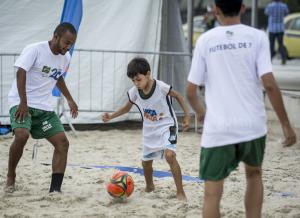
[164,149,186,200]
[142,160,155,192]
[46,132,69,192]
[203,180,224,218]
[6,128,30,191]
[244,164,263,218]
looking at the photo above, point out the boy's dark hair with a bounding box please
[215,0,243,17]
[127,57,151,78]
[54,22,77,37]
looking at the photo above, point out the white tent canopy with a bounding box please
[0,0,190,124]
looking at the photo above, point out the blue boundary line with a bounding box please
[41,163,203,183]
[41,163,297,197]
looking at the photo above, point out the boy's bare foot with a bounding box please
[4,185,15,193]
[145,185,155,192]
[176,192,187,201]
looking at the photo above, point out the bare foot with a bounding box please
[6,176,15,186]
[4,185,15,193]
[5,176,16,193]
[145,185,155,192]
[176,192,187,201]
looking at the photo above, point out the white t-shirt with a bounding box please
[128,80,178,155]
[8,41,71,111]
[188,24,272,148]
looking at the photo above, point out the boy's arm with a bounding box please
[56,76,78,118]
[186,82,205,122]
[102,101,133,122]
[261,73,296,146]
[15,67,28,122]
[168,89,190,131]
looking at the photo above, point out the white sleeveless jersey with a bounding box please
[128,80,178,155]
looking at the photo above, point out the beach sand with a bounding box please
[1,110,300,218]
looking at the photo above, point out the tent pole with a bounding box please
[251,0,258,28]
[187,0,194,57]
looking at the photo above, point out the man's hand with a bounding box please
[102,113,111,122]
[67,100,78,119]
[282,123,297,147]
[14,102,28,123]
[182,115,190,131]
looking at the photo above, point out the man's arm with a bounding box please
[284,4,289,15]
[15,68,28,122]
[56,76,78,118]
[261,73,296,146]
[186,82,205,123]
[168,89,190,131]
[102,101,133,122]
[264,6,269,16]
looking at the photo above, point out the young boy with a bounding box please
[186,0,296,217]
[102,57,190,201]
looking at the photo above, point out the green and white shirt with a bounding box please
[8,41,71,111]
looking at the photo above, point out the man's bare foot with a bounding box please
[176,192,187,201]
[5,176,16,193]
[145,185,155,192]
[6,176,15,187]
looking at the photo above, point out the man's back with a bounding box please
[188,24,272,147]
[265,1,289,33]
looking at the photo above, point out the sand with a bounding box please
[1,110,300,218]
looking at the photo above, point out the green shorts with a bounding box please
[200,136,266,181]
[10,105,65,139]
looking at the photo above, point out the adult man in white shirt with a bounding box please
[186,0,296,217]
[6,22,78,193]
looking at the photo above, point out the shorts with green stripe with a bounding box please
[200,136,266,181]
[10,105,65,139]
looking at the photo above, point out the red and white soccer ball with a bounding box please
[106,171,134,199]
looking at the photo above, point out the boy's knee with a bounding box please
[165,150,176,164]
[142,160,152,168]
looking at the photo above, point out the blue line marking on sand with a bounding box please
[65,163,203,183]
[40,163,297,197]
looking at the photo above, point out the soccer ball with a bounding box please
[106,171,134,199]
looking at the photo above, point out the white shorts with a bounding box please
[142,144,176,161]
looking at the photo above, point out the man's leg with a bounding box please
[6,128,30,191]
[203,180,224,218]
[142,160,155,192]
[269,32,276,59]
[244,164,263,218]
[164,149,186,201]
[46,132,69,192]
[277,32,287,64]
